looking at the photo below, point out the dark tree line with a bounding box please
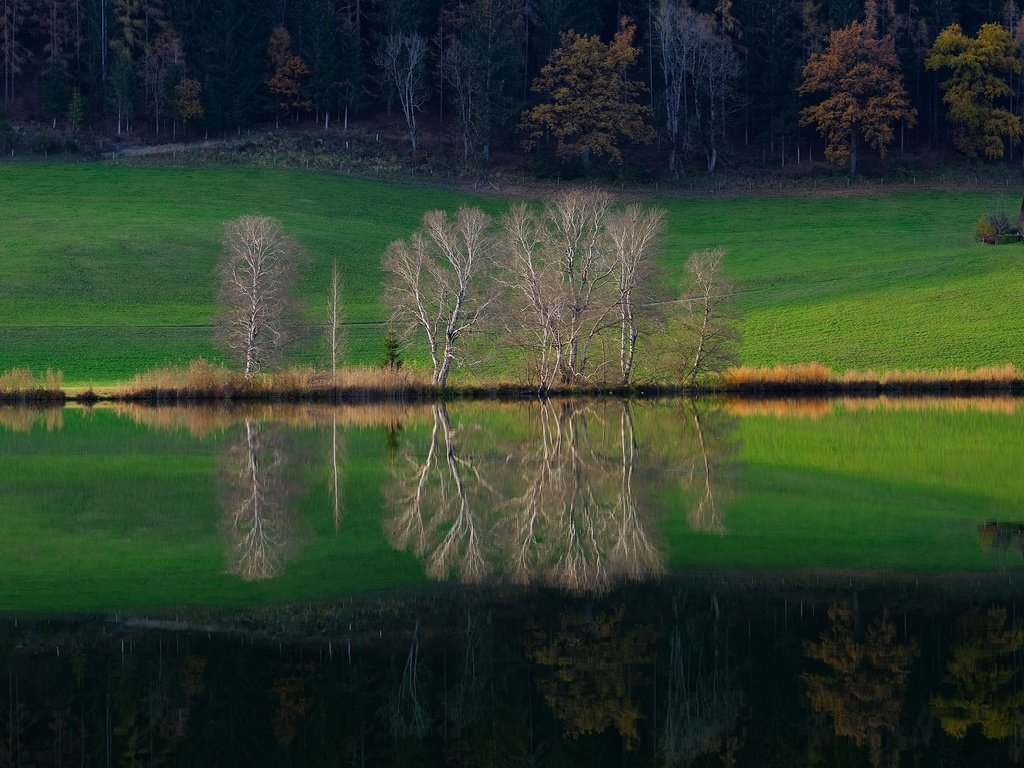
[2,0,1024,170]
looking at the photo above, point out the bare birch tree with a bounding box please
[499,203,564,389]
[383,207,492,387]
[656,0,739,172]
[217,216,304,376]
[375,32,428,150]
[441,40,483,164]
[327,261,343,376]
[501,191,666,388]
[681,247,740,384]
[655,0,699,172]
[548,190,616,383]
[607,204,664,385]
[500,190,616,387]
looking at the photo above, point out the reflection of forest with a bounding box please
[386,399,739,591]
[2,583,1024,767]
[803,602,920,768]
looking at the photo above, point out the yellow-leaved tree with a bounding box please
[521,18,654,168]
[798,20,915,175]
[925,23,1023,159]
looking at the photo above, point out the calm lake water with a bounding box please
[1,398,1023,765]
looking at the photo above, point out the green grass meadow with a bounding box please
[2,162,1023,383]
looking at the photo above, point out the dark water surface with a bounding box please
[2,398,1023,765]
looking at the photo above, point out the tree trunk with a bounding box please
[620,303,637,386]
[849,126,858,175]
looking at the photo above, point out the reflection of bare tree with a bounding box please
[386,403,494,583]
[387,400,667,593]
[382,623,430,739]
[683,400,738,534]
[330,414,343,532]
[219,419,303,581]
[511,400,621,593]
[663,606,745,766]
[446,611,488,733]
[608,404,662,581]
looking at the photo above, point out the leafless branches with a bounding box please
[656,0,740,172]
[385,400,668,593]
[382,623,430,738]
[219,419,303,581]
[681,247,741,385]
[608,205,665,385]
[385,403,494,583]
[500,190,665,388]
[383,207,493,386]
[216,216,304,376]
[441,40,484,164]
[375,32,428,149]
[327,261,344,376]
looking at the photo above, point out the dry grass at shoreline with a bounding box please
[117,359,421,401]
[6,361,1024,404]
[720,363,1024,391]
[0,368,65,404]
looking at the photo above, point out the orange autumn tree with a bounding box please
[521,18,654,167]
[267,26,310,126]
[798,20,915,174]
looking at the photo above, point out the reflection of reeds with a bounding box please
[723,398,837,419]
[109,402,427,437]
[0,407,64,432]
[721,363,1024,392]
[724,396,1021,419]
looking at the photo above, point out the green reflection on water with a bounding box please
[0,397,1022,612]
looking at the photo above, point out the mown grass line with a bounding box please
[2,163,1022,384]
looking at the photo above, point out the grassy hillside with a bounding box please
[1,162,1021,383]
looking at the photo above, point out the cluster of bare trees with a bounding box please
[655,0,741,173]
[212,200,737,388]
[384,190,739,389]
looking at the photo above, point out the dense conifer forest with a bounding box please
[2,0,1024,174]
